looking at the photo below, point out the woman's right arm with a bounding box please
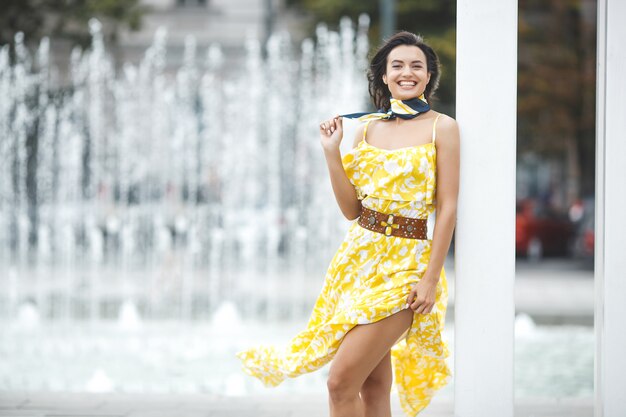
[319,116,364,221]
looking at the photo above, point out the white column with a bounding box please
[455,1,517,416]
[595,1,626,416]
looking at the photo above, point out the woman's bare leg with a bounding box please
[327,309,414,417]
[361,350,393,417]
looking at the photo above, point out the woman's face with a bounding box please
[382,45,431,101]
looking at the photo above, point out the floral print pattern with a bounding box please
[236,129,451,416]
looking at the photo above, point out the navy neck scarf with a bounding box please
[341,94,430,121]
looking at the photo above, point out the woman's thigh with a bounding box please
[328,309,414,388]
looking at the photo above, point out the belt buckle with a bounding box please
[380,214,399,236]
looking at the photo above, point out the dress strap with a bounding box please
[363,119,372,141]
[432,114,442,144]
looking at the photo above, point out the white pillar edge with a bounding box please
[595,1,626,416]
[455,1,517,416]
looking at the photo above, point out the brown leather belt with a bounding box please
[357,206,427,239]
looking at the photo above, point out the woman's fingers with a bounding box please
[415,303,427,314]
[335,115,343,131]
[406,288,416,306]
[319,119,336,136]
[320,116,344,135]
[406,289,434,314]
[414,300,433,315]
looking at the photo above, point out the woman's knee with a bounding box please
[327,369,359,403]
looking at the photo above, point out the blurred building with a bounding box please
[40,0,309,79]
[117,0,308,69]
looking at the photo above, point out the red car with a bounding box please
[516,199,575,260]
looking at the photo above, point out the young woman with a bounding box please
[237,31,460,417]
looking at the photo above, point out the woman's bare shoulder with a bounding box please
[433,112,460,146]
[433,111,457,126]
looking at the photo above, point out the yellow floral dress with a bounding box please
[236,114,451,416]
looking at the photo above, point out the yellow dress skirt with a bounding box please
[236,134,451,416]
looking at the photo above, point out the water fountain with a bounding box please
[0,16,370,325]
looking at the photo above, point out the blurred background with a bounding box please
[0,0,595,406]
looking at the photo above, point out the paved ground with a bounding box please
[0,391,594,417]
[513,259,593,325]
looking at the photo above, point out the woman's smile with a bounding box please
[398,80,418,90]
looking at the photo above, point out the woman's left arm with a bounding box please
[407,115,460,314]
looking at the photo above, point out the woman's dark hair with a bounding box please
[367,31,441,111]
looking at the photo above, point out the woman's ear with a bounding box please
[383,74,388,85]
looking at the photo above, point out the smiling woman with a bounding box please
[237,31,460,417]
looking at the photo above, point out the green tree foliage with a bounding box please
[518,0,596,198]
[286,0,457,115]
[0,0,146,49]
